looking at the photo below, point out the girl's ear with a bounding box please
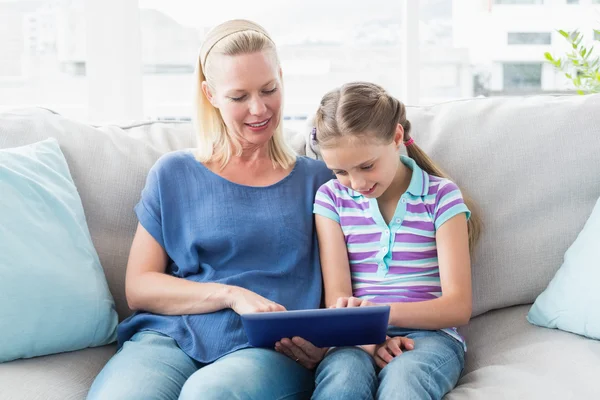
[394,124,405,149]
[201,81,219,109]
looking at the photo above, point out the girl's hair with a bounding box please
[194,20,295,170]
[314,82,481,253]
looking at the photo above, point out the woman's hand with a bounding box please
[275,337,329,370]
[229,287,286,315]
[362,336,415,369]
[330,296,377,308]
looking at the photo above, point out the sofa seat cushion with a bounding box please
[447,305,600,399]
[0,344,116,400]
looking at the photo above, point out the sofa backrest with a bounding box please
[2,94,599,321]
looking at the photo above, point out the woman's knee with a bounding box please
[180,348,313,400]
[87,332,197,400]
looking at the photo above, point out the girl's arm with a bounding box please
[125,223,285,315]
[315,215,353,307]
[387,213,472,329]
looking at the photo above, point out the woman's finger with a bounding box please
[281,339,312,368]
[281,338,308,359]
[291,337,317,356]
[292,337,328,362]
[270,303,286,312]
[275,341,296,360]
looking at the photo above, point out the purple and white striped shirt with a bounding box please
[313,156,470,347]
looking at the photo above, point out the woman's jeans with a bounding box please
[87,331,314,400]
[312,328,465,400]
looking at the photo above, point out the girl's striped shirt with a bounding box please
[313,155,471,348]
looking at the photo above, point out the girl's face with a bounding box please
[202,50,283,150]
[320,128,403,199]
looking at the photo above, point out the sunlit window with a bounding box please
[0,0,598,123]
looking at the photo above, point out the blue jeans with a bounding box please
[87,331,314,400]
[312,329,465,400]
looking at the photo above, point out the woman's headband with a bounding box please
[199,19,274,69]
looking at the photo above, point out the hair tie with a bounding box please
[404,137,415,147]
[311,127,318,145]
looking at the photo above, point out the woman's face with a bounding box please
[203,50,283,150]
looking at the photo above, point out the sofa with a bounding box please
[1,93,599,399]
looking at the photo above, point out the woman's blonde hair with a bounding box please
[314,82,482,253]
[194,20,295,169]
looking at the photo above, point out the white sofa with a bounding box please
[1,93,599,399]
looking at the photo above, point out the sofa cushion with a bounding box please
[0,109,195,321]
[527,195,600,339]
[0,345,116,400]
[0,138,118,362]
[296,94,600,318]
[447,305,600,399]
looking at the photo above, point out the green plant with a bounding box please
[545,30,600,94]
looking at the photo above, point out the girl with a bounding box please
[311,82,481,400]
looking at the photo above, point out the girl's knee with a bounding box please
[315,347,375,386]
[377,342,463,400]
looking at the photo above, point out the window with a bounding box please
[503,63,542,91]
[1,0,596,122]
[595,31,600,41]
[566,0,579,4]
[139,0,403,128]
[508,32,551,45]
[0,1,87,120]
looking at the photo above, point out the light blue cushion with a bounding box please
[0,138,117,363]
[527,195,600,340]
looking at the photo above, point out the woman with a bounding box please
[87,19,331,400]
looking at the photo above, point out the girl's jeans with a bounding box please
[312,328,465,400]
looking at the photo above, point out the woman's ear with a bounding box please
[394,124,405,148]
[201,81,218,109]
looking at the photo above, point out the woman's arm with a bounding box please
[274,215,351,369]
[386,213,472,329]
[125,223,285,315]
[315,215,353,307]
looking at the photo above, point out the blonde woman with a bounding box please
[88,20,331,400]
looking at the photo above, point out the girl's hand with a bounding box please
[331,296,377,308]
[364,336,414,369]
[275,336,329,370]
[229,286,286,315]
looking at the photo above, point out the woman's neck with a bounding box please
[236,142,271,164]
[203,142,293,187]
